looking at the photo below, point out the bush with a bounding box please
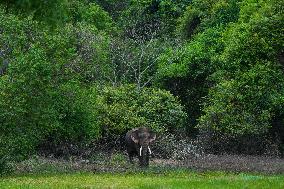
[152,133,204,160]
[198,129,281,156]
[96,84,187,138]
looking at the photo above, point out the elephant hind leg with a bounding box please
[129,155,134,164]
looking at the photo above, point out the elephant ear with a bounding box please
[149,132,156,143]
[130,130,139,143]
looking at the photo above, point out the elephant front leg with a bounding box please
[128,152,134,164]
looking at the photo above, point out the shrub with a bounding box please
[152,133,204,160]
[96,84,187,138]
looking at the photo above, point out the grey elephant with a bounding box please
[125,127,156,167]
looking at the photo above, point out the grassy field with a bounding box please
[1,170,284,189]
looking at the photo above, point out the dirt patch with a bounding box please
[182,154,284,174]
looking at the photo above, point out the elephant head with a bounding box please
[125,127,156,167]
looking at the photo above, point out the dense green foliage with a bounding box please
[97,85,186,137]
[157,0,284,141]
[197,0,284,135]
[157,26,224,131]
[0,7,101,173]
[0,0,283,173]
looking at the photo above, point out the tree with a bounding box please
[0,7,101,173]
[197,0,284,154]
[108,34,165,90]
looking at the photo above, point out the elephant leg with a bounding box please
[138,155,144,166]
[128,152,134,164]
[129,155,134,164]
[145,155,149,166]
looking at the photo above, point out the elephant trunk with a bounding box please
[139,145,151,167]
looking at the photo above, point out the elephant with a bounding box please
[125,127,156,167]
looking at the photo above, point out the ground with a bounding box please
[12,154,284,174]
[1,154,283,188]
